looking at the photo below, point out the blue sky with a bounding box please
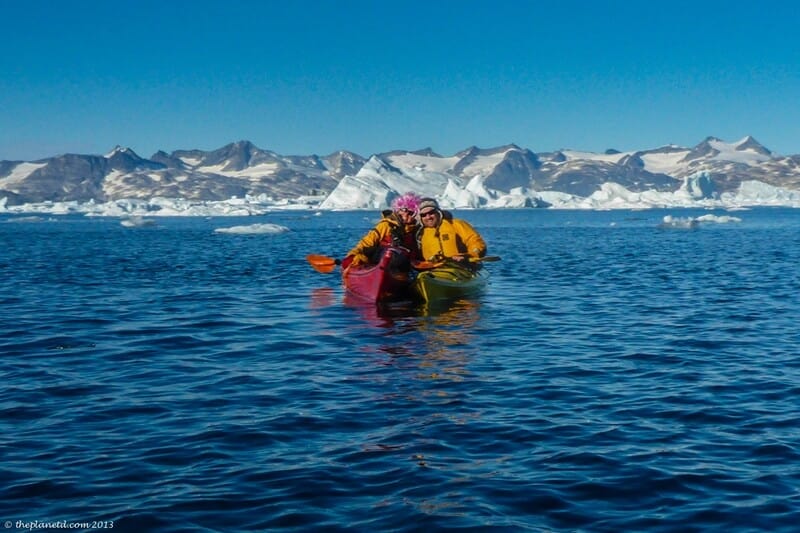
[2,0,800,161]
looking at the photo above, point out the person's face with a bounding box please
[397,208,416,224]
[419,208,439,228]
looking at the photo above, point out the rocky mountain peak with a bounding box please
[735,135,771,155]
[681,136,723,162]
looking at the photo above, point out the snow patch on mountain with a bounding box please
[0,162,48,188]
[199,162,281,177]
[640,149,691,175]
[562,150,631,164]
[384,152,459,174]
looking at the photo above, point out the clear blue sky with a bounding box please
[2,0,800,161]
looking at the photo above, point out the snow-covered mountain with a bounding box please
[0,141,364,206]
[2,136,800,215]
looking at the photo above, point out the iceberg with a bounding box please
[214,223,291,234]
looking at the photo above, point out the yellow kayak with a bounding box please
[413,263,489,303]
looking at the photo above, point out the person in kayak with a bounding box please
[416,197,487,263]
[341,192,422,269]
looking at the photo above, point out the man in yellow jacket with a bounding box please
[416,197,487,262]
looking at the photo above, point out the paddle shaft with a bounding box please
[413,255,500,270]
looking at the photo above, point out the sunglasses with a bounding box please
[420,210,438,218]
[398,208,414,215]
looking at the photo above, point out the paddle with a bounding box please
[412,255,501,270]
[309,253,501,273]
[306,254,341,274]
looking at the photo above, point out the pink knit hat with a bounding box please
[391,192,422,214]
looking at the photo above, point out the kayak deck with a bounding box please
[413,264,488,303]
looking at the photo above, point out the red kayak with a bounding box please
[342,247,414,302]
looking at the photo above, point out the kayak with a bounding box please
[413,263,489,303]
[342,247,414,302]
[308,250,496,304]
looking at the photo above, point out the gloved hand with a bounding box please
[350,253,369,266]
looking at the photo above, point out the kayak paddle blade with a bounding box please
[306,254,340,274]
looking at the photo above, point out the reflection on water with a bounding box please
[338,295,484,387]
[342,293,482,324]
[335,295,488,492]
[415,300,481,384]
[309,287,337,309]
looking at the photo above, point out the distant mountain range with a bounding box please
[1,136,799,209]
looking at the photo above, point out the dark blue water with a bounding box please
[2,208,799,532]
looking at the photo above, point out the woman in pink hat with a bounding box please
[342,192,422,269]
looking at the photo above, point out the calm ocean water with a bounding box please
[2,208,799,532]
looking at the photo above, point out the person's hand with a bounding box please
[451,255,466,263]
[350,253,369,266]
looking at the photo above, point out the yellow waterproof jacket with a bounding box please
[417,214,486,261]
[347,212,418,261]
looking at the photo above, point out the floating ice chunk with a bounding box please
[695,214,742,224]
[659,215,698,229]
[120,216,157,227]
[4,216,45,223]
[214,223,290,234]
